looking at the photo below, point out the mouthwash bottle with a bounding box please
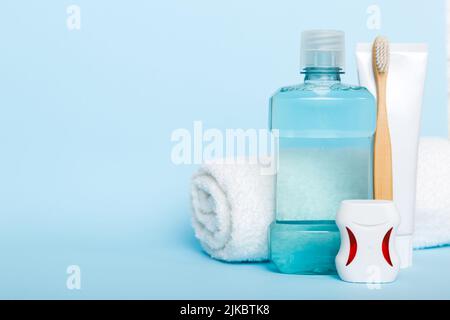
[269,30,376,274]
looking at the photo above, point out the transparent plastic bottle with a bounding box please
[269,30,377,275]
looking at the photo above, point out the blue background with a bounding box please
[0,0,449,299]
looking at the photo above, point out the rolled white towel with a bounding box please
[191,159,275,262]
[191,138,450,262]
[415,137,450,249]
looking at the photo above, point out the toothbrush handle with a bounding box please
[374,77,393,201]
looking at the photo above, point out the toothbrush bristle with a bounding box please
[374,36,390,73]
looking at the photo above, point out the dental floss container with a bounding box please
[335,200,401,283]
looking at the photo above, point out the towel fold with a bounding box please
[191,138,450,262]
[191,159,275,262]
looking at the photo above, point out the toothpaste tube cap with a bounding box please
[396,235,413,269]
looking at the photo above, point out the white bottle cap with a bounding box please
[396,235,413,269]
[300,30,346,71]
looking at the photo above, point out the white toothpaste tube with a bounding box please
[356,43,428,268]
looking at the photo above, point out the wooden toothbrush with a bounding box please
[373,36,393,201]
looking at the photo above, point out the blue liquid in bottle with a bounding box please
[269,30,376,274]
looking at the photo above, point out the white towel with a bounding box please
[191,159,275,262]
[415,138,450,249]
[191,138,450,262]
